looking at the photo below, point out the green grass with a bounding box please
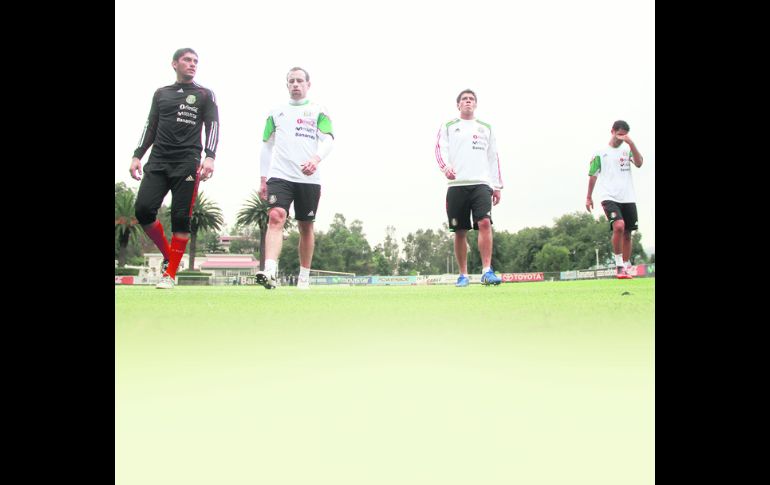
[116,279,654,485]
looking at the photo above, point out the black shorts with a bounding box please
[446,184,494,231]
[266,177,321,222]
[601,200,639,231]
[135,157,200,232]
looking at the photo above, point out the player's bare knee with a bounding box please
[268,208,287,227]
[298,221,313,233]
[477,218,492,230]
[613,220,626,233]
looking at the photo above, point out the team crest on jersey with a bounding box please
[186,95,196,104]
[304,111,312,117]
[269,195,277,204]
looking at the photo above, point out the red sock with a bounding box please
[166,235,189,279]
[143,221,170,260]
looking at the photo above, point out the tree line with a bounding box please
[116,182,650,275]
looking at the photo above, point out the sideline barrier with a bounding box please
[560,264,654,281]
[117,264,655,286]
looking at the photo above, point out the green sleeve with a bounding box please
[588,155,601,176]
[262,116,276,142]
[317,112,333,136]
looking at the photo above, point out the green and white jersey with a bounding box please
[588,144,636,203]
[435,118,503,189]
[261,99,334,184]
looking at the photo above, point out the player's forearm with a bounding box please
[628,143,643,167]
[204,120,219,159]
[133,118,157,159]
[587,176,597,197]
[315,132,334,161]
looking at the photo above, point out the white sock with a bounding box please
[482,267,491,274]
[299,266,310,278]
[614,254,624,267]
[265,259,277,276]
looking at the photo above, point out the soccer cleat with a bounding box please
[255,271,277,289]
[455,275,470,287]
[481,269,502,286]
[297,275,310,290]
[155,274,175,289]
[616,266,633,279]
[161,259,169,275]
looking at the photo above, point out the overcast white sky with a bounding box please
[115,0,655,253]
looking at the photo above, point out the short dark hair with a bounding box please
[173,48,198,62]
[612,120,630,132]
[456,89,477,104]
[287,67,310,82]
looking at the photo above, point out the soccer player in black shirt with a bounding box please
[129,48,219,289]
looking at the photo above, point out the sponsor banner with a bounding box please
[310,276,373,285]
[562,265,655,280]
[437,274,459,284]
[625,264,646,277]
[595,268,616,278]
[371,275,418,286]
[421,275,445,285]
[423,274,480,285]
[424,274,485,285]
[434,274,462,285]
[501,272,544,282]
[116,275,163,285]
[561,270,577,281]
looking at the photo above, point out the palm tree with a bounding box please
[189,192,224,271]
[115,189,145,267]
[236,191,293,270]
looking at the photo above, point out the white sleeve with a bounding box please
[315,130,334,160]
[260,135,274,178]
[435,123,450,172]
[488,128,503,189]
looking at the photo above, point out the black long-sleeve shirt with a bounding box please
[133,81,219,161]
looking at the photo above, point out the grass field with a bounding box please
[116,278,654,485]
